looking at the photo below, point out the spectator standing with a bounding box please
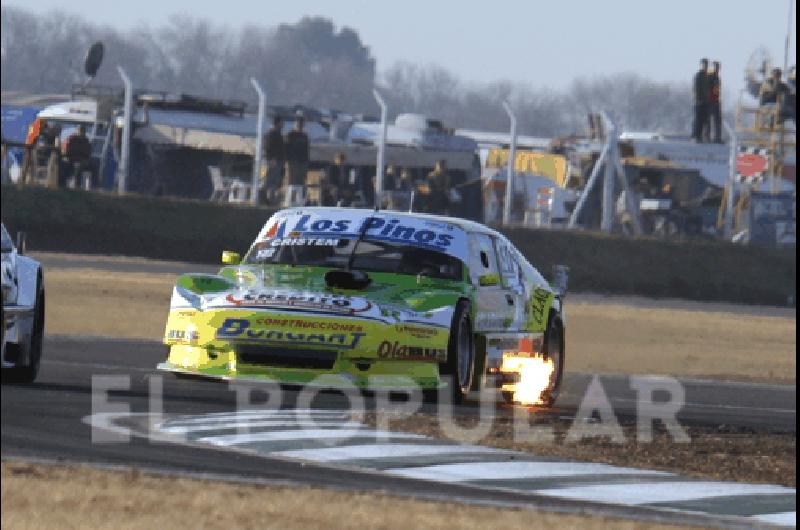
[323,152,351,206]
[63,124,92,188]
[284,116,310,188]
[708,61,723,143]
[261,116,285,202]
[692,58,710,142]
[759,68,791,125]
[21,118,44,184]
[398,168,414,192]
[423,159,452,215]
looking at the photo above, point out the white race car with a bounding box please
[1,223,45,383]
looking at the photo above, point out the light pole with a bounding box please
[372,88,388,209]
[502,101,517,225]
[250,78,267,205]
[116,66,133,195]
[723,121,738,239]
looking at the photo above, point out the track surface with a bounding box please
[2,336,796,528]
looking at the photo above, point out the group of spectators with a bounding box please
[261,114,310,202]
[692,58,724,143]
[260,113,458,213]
[758,65,796,125]
[694,57,797,143]
[19,118,93,187]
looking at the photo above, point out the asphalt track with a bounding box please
[3,253,796,527]
[2,335,796,528]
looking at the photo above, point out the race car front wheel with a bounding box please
[3,279,44,384]
[445,300,474,404]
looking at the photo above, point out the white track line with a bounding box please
[163,413,347,427]
[751,511,796,527]
[197,429,427,446]
[159,420,362,434]
[167,410,347,423]
[385,461,671,482]
[271,443,511,462]
[534,481,795,506]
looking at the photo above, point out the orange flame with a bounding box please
[501,354,555,405]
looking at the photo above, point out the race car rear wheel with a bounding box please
[445,300,474,404]
[539,313,564,407]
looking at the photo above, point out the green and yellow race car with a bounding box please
[158,208,565,404]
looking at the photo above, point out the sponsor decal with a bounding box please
[268,237,340,247]
[265,214,457,249]
[166,329,199,342]
[376,340,445,361]
[394,324,439,339]
[529,288,550,328]
[225,291,371,314]
[216,318,366,349]
[254,317,364,333]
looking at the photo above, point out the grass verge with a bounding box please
[1,462,694,530]
[41,259,796,383]
[3,185,796,305]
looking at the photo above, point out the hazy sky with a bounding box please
[6,0,797,93]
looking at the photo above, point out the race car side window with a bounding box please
[467,233,500,287]
[513,246,549,288]
[494,236,524,292]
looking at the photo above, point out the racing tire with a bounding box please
[3,280,44,384]
[444,300,475,404]
[539,313,564,407]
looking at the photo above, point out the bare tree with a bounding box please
[1,6,695,138]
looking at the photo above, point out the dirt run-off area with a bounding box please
[360,411,796,488]
[0,462,700,530]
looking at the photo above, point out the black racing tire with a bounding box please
[540,313,565,407]
[3,278,44,384]
[443,300,475,404]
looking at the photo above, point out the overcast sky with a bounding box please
[5,0,796,93]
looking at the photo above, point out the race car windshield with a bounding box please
[244,238,463,281]
[0,225,13,253]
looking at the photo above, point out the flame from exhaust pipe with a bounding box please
[500,354,555,405]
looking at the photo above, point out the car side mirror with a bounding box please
[221,251,241,265]
[16,231,26,255]
[552,264,569,296]
[478,273,499,286]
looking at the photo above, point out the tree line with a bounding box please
[1,6,694,137]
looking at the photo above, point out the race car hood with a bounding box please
[170,264,467,328]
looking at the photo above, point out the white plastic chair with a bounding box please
[208,166,236,202]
